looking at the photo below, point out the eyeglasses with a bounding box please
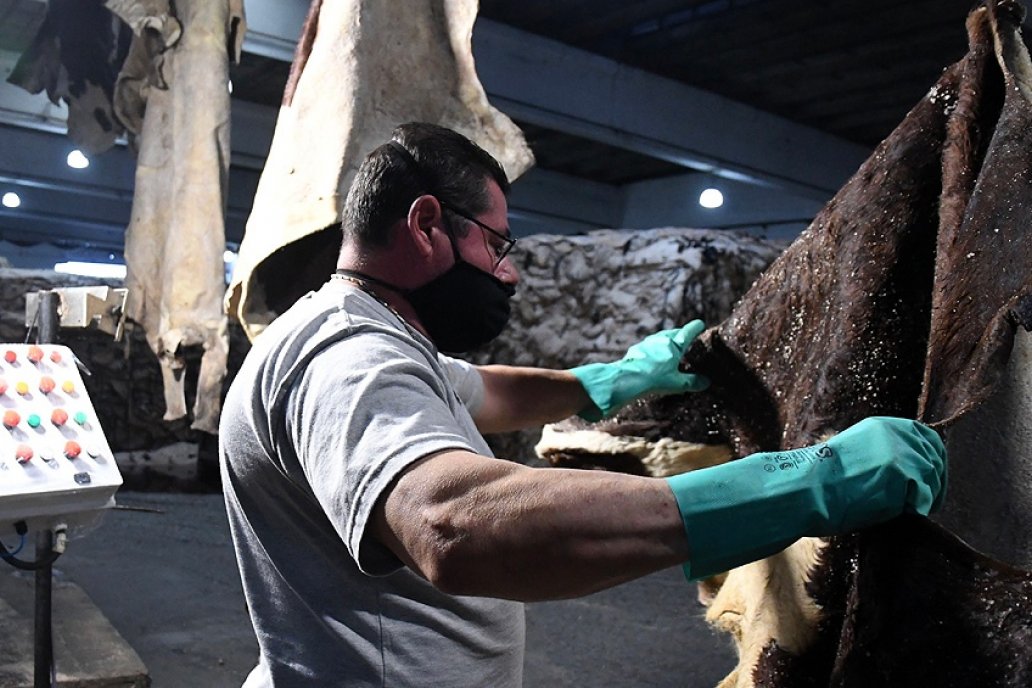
[438,200,517,269]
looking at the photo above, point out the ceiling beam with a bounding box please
[0,124,258,244]
[240,0,307,61]
[508,167,625,236]
[473,18,868,199]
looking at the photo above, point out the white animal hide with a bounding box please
[226,0,534,340]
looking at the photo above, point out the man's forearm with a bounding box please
[376,450,689,601]
[474,365,591,434]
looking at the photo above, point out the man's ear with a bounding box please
[407,194,443,257]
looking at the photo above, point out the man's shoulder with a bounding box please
[255,283,437,382]
[256,282,383,354]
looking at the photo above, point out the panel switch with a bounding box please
[15,444,33,464]
[64,441,82,459]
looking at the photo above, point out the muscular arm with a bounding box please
[371,449,689,601]
[472,365,591,434]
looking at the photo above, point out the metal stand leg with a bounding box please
[34,531,54,688]
[35,290,60,688]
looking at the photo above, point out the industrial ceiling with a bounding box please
[0,0,1026,268]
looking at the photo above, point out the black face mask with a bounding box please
[337,263,516,353]
[405,261,516,353]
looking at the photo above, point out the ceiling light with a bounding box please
[66,150,90,169]
[1,192,20,208]
[699,188,724,209]
[54,261,126,279]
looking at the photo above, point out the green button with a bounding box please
[27,414,40,428]
[74,411,88,425]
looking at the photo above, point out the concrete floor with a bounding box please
[39,476,735,686]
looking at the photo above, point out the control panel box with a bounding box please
[0,344,122,536]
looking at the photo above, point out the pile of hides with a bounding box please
[538,2,1032,686]
[470,229,783,370]
[225,0,534,342]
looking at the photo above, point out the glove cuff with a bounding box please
[568,362,621,421]
[666,456,809,581]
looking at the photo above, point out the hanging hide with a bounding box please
[225,0,534,341]
[7,0,131,154]
[537,2,1032,686]
[105,0,186,151]
[918,0,1032,425]
[114,0,246,433]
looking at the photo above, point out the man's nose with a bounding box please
[496,256,520,285]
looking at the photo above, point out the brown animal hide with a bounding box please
[225,0,534,341]
[918,0,1032,425]
[818,516,1032,687]
[538,2,1032,687]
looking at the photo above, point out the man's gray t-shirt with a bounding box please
[220,278,525,687]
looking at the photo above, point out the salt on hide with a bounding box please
[537,2,1032,687]
[819,516,1032,688]
[225,0,534,341]
[918,0,1032,426]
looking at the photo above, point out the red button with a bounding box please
[64,441,82,459]
[3,410,19,428]
[49,350,62,363]
[39,376,55,394]
[0,378,7,395]
[3,350,15,364]
[51,409,68,426]
[15,444,33,464]
[27,346,43,363]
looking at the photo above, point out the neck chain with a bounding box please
[331,271,419,338]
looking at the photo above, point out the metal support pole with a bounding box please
[38,291,60,346]
[33,531,54,688]
[34,290,60,688]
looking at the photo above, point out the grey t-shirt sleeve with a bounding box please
[438,354,485,416]
[284,328,477,576]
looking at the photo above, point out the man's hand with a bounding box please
[666,416,948,581]
[569,320,710,421]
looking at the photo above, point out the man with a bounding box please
[220,122,946,687]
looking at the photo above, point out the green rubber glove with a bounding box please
[666,416,947,581]
[570,320,710,421]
